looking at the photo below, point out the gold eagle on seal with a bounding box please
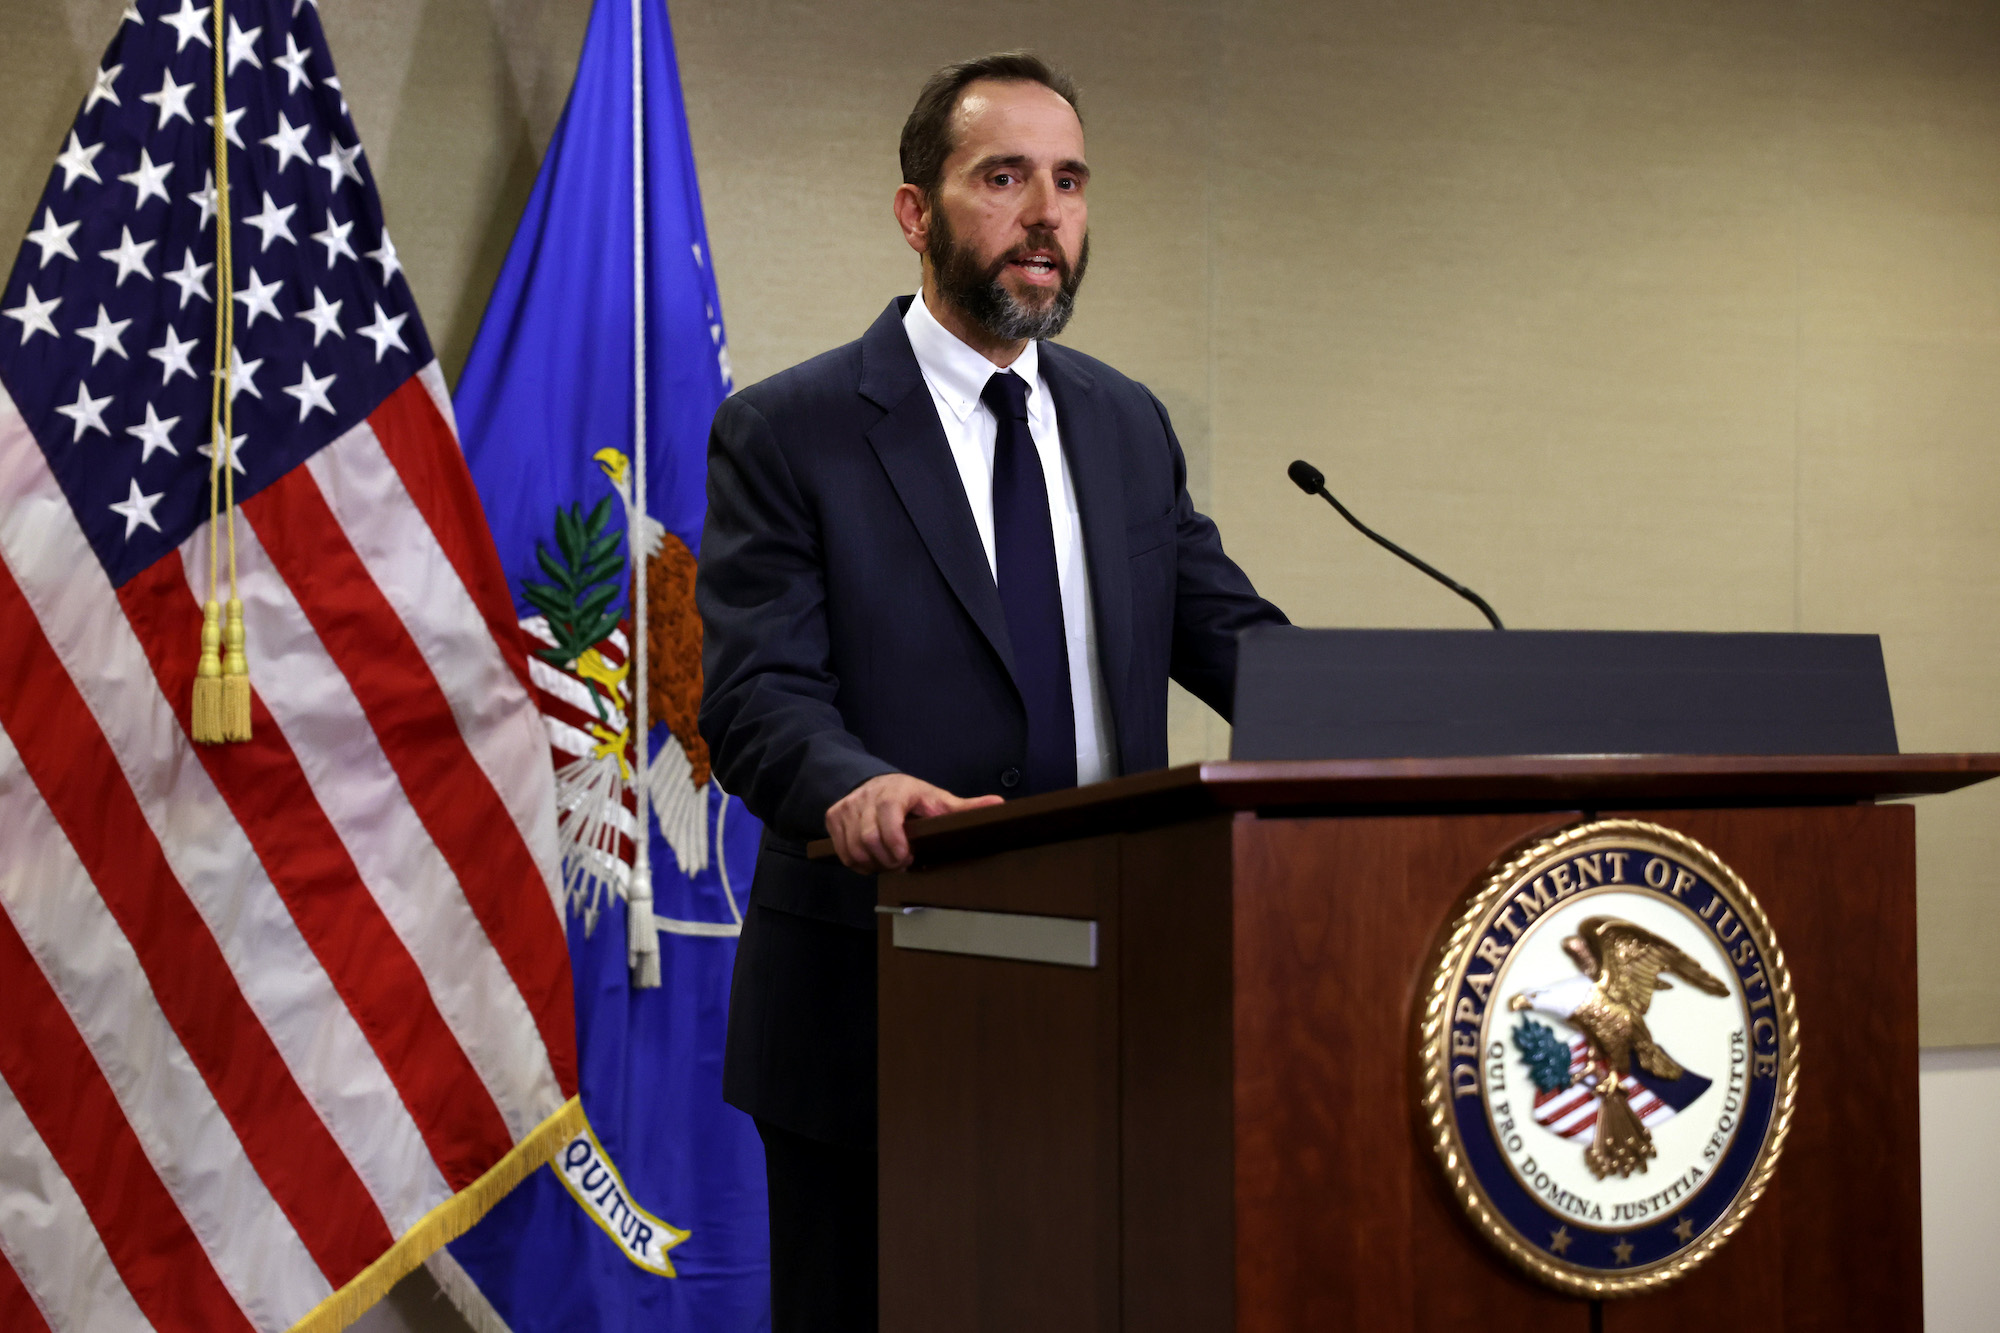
[1508,917,1728,1180]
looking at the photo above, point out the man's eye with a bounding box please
[991,173,1015,186]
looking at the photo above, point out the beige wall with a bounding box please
[4,0,1996,1047]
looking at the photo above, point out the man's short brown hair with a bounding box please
[899,52,1082,196]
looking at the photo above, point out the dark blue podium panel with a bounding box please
[1229,627,1898,760]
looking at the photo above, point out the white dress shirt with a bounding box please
[903,294,1115,786]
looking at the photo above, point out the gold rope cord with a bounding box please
[193,0,248,743]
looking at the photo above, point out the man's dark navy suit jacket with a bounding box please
[697,297,1286,1149]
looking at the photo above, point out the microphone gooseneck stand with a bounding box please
[1287,458,1506,631]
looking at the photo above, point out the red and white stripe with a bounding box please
[1532,1035,1676,1139]
[0,371,577,1332]
[523,617,640,894]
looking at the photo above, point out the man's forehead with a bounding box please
[946,79,1085,164]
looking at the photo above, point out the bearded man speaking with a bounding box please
[697,51,1287,1329]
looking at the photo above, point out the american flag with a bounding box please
[1532,1034,1705,1140]
[0,3,577,1331]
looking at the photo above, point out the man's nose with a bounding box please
[1019,171,1062,231]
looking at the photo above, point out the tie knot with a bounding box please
[980,370,1031,423]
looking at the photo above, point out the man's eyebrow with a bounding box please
[969,153,1091,180]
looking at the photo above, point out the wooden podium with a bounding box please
[873,755,1999,1332]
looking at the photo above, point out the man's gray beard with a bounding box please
[929,207,1090,344]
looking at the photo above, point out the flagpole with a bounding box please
[627,0,660,987]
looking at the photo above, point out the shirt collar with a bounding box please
[903,292,1043,425]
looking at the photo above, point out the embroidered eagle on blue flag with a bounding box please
[435,1,769,1329]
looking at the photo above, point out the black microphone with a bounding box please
[1287,459,1505,630]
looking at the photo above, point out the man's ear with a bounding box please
[892,183,930,256]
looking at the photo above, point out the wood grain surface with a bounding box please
[1599,806,1920,1332]
[1118,817,1238,1333]
[877,834,1123,1333]
[877,797,1926,1330]
[841,754,2000,866]
[1231,811,1588,1332]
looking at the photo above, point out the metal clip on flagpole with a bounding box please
[624,0,661,988]
[193,0,250,744]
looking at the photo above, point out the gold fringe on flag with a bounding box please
[193,0,250,744]
[286,1096,587,1333]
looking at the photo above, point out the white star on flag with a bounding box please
[55,380,113,441]
[25,208,80,267]
[227,16,264,73]
[86,63,123,112]
[312,212,357,267]
[108,477,166,537]
[54,132,103,189]
[3,286,62,344]
[99,226,156,285]
[140,69,195,129]
[126,403,181,462]
[244,191,299,250]
[149,324,201,384]
[357,302,409,361]
[316,139,364,191]
[234,266,284,326]
[165,250,214,308]
[284,362,337,420]
[197,430,249,474]
[75,304,133,364]
[367,231,402,284]
[207,104,246,149]
[297,287,345,346]
[118,148,174,208]
[227,345,264,400]
[159,0,212,52]
[263,111,313,173]
[190,170,218,228]
[274,33,312,92]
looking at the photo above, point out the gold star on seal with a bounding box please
[1548,1226,1572,1255]
[1612,1238,1635,1264]
[1672,1216,1695,1244]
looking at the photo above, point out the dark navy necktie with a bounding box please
[981,370,1077,795]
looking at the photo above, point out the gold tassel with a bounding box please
[193,0,246,746]
[221,596,251,741]
[192,598,225,743]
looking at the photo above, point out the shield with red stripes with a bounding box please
[1530,1034,1694,1140]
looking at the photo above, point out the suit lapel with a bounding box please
[859,300,1018,682]
[1041,345,1134,770]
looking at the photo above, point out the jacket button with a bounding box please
[1000,768,1021,789]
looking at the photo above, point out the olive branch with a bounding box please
[522,496,626,669]
[1512,1016,1576,1095]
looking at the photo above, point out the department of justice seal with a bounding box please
[1418,820,1799,1297]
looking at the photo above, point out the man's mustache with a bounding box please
[990,232,1072,279]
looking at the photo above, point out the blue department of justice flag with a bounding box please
[436,0,767,1329]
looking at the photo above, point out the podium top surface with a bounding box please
[862,753,2000,868]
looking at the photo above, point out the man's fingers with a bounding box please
[875,797,912,868]
[829,812,871,874]
[824,774,1007,873]
[912,789,1007,818]
[854,811,895,873]
[843,821,892,873]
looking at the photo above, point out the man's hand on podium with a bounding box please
[826,773,1004,874]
